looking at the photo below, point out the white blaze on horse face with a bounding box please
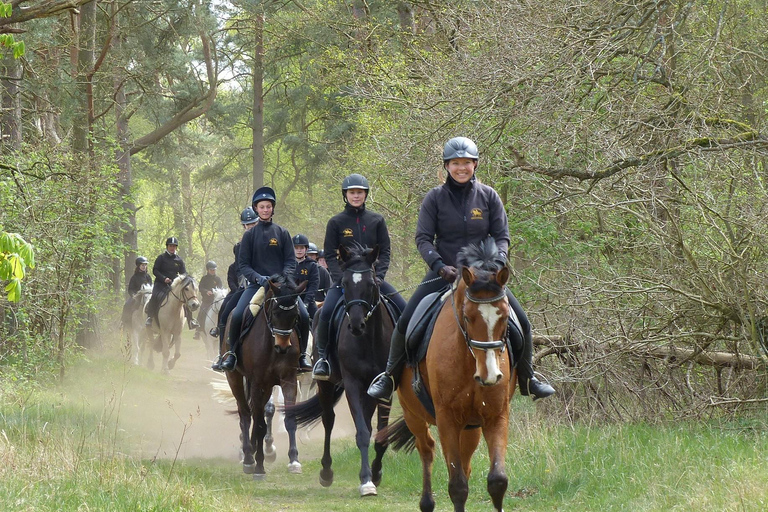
[352,272,364,285]
[472,302,505,385]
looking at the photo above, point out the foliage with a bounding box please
[0,231,34,302]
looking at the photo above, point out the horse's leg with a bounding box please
[317,380,337,487]
[250,382,269,480]
[482,416,509,512]
[264,394,277,463]
[459,427,482,480]
[436,416,469,512]
[371,400,390,487]
[344,380,378,496]
[168,323,182,369]
[281,375,301,474]
[228,375,255,473]
[402,403,436,512]
[160,329,171,374]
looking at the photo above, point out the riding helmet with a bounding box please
[317,249,325,259]
[342,173,370,192]
[442,137,479,162]
[292,234,309,247]
[165,236,180,246]
[251,186,276,207]
[206,261,217,270]
[135,256,149,266]
[240,207,258,225]
[307,242,319,255]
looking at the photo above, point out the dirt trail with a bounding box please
[69,332,357,463]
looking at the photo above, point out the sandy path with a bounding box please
[72,332,358,463]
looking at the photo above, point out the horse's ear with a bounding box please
[338,244,350,262]
[496,267,509,286]
[296,280,308,294]
[367,245,380,266]
[268,279,279,293]
[461,266,473,286]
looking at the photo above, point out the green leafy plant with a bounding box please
[0,231,35,302]
[0,2,25,58]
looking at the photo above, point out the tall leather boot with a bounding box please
[311,319,331,380]
[297,307,312,372]
[367,325,407,401]
[516,328,555,400]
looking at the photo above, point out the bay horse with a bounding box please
[290,242,394,497]
[128,283,153,366]
[202,287,228,361]
[224,275,307,479]
[146,274,200,373]
[381,240,515,512]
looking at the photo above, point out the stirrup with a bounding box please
[312,358,331,381]
[367,372,394,401]
[209,327,219,337]
[220,351,237,371]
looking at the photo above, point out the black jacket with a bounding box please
[294,258,319,304]
[127,271,152,296]
[152,251,187,288]
[238,220,296,286]
[323,203,391,282]
[416,176,510,271]
[316,265,332,301]
[199,273,223,304]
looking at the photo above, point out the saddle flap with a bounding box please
[405,288,449,365]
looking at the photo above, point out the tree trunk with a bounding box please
[252,11,265,192]
[1,46,22,149]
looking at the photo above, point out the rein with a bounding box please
[265,295,299,337]
[168,276,198,305]
[342,266,381,321]
[451,286,508,353]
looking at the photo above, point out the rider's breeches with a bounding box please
[316,285,342,357]
[227,284,261,349]
[379,280,407,313]
[506,288,534,379]
[297,299,310,354]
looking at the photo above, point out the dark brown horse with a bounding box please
[290,243,395,496]
[224,275,307,479]
[381,240,515,512]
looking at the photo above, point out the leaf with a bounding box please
[5,278,20,303]
[13,41,25,59]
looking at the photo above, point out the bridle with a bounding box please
[265,294,299,337]
[342,266,381,322]
[169,276,199,305]
[451,285,508,353]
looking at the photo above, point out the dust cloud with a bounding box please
[60,330,358,463]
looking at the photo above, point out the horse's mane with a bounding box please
[340,241,377,270]
[171,274,194,288]
[139,283,152,294]
[456,240,506,293]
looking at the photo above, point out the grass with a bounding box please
[1,347,767,511]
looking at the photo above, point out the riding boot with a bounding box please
[367,325,407,401]
[185,305,199,330]
[220,351,237,372]
[297,310,312,372]
[516,328,555,400]
[311,319,331,380]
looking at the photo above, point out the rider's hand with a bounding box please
[164,277,172,284]
[438,265,458,283]
[207,291,213,296]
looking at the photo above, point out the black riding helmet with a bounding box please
[251,186,276,207]
[166,236,179,246]
[240,207,257,225]
[342,173,370,202]
[292,234,309,247]
[307,242,319,255]
[135,256,149,266]
[442,137,479,163]
[206,261,217,270]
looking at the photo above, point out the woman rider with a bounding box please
[312,174,407,380]
[367,137,555,401]
[219,187,299,372]
[121,256,152,327]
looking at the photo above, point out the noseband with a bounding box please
[452,288,508,352]
[265,296,299,337]
[343,267,381,322]
[170,276,198,305]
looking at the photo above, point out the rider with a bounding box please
[211,207,258,371]
[311,174,407,380]
[121,256,152,327]
[367,136,556,401]
[293,234,320,320]
[219,186,298,372]
[308,243,331,302]
[144,237,198,330]
[194,261,223,339]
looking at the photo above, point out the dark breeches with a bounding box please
[379,280,406,313]
[227,284,261,346]
[218,288,244,345]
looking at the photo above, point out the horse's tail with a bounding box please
[285,385,344,428]
[376,416,416,453]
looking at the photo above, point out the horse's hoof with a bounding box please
[319,470,334,487]
[287,461,302,474]
[167,359,176,370]
[253,473,266,481]
[359,481,377,497]
[243,463,256,474]
[265,450,277,464]
[161,368,170,376]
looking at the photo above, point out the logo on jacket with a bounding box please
[300,268,308,276]
[269,238,278,246]
[471,208,483,220]
[342,228,354,238]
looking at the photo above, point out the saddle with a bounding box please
[238,287,267,342]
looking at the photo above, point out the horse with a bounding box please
[202,287,228,361]
[128,283,153,366]
[289,242,395,497]
[223,275,308,479]
[380,240,515,512]
[146,274,200,374]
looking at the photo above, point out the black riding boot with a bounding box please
[516,326,555,400]
[297,307,312,372]
[311,319,331,380]
[367,325,407,401]
[185,305,199,330]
